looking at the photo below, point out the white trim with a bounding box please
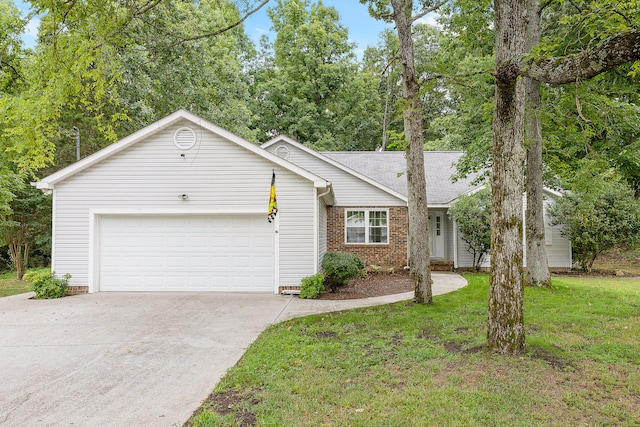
[344,208,390,245]
[88,209,277,293]
[263,136,407,203]
[89,207,267,215]
[88,214,97,293]
[313,188,319,274]
[36,110,333,195]
[453,219,458,268]
[274,214,280,294]
[51,192,57,274]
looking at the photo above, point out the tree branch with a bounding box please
[180,0,270,43]
[502,29,640,84]
[410,0,447,24]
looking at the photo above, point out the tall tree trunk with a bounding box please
[391,0,432,303]
[8,238,26,281]
[525,0,551,288]
[488,0,527,355]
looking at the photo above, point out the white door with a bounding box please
[98,214,274,292]
[429,212,445,258]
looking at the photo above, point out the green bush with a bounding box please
[299,273,325,299]
[24,270,70,299]
[321,252,365,292]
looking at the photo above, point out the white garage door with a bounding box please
[98,215,274,292]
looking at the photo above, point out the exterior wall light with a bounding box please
[178,194,188,200]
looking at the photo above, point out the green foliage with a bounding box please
[0,177,52,279]
[321,252,365,292]
[448,187,491,270]
[299,272,325,299]
[24,270,70,299]
[548,171,640,272]
[251,0,383,149]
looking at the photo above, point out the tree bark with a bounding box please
[390,0,432,303]
[498,29,640,84]
[524,0,551,288]
[488,0,527,355]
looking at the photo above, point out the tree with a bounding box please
[524,0,550,288]
[487,0,528,355]
[448,188,491,271]
[252,0,382,149]
[0,179,51,279]
[489,0,640,354]
[548,170,640,272]
[363,0,448,304]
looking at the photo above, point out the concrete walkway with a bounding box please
[275,271,467,321]
[0,272,466,427]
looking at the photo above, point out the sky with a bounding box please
[15,0,437,56]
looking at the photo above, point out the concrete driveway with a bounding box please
[0,273,467,426]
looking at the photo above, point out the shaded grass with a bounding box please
[0,270,31,297]
[186,274,640,427]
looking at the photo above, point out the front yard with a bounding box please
[186,274,640,426]
[0,271,31,297]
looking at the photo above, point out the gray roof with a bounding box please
[322,151,481,205]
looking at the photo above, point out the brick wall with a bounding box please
[327,206,408,268]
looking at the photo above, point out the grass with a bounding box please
[185,274,640,427]
[0,270,31,297]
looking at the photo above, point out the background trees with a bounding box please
[549,170,640,272]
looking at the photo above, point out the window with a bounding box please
[345,209,388,244]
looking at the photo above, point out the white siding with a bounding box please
[52,120,317,289]
[444,213,455,260]
[265,142,405,206]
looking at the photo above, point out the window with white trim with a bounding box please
[345,209,388,244]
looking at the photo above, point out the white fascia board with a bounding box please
[262,136,408,203]
[36,109,330,191]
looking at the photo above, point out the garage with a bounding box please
[98,214,274,292]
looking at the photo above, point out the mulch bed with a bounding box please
[317,269,414,300]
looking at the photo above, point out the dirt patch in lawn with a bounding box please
[317,270,414,300]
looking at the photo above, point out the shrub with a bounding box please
[448,187,491,271]
[299,273,325,299]
[548,175,640,272]
[24,270,70,299]
[321,252,365,292]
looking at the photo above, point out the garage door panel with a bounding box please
[99,215,274,292]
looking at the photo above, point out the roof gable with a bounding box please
[262,136,407,203]
[37,110,331,193]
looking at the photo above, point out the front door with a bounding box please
[429,211,445,258]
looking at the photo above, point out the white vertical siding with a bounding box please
[265,142,405,206]
[52,120,317,289]
[444,212,454,260]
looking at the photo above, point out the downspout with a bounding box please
[315,183,333,273]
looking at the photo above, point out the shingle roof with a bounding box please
[322,151,481,205]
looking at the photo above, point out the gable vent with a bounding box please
[173,127,197,150]
[275,145,290,159]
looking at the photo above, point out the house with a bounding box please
[36,110,571,294]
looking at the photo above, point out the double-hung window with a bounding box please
[345,209,388,244]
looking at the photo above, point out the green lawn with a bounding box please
[0,270,32,297]
[185,274,640,427]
